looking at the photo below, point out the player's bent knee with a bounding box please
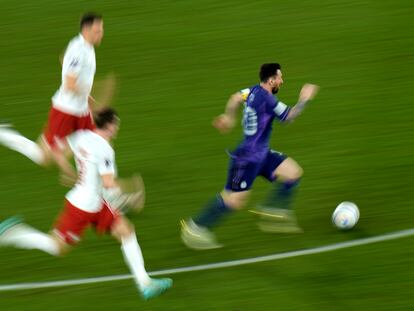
[52,235,71,257]
[221,191,249,210]
[111,216,134,240]
[56,244,69,257]
[291,165,303,180]
[228,198,245,210]
[36,141,53,166]
[283,161,303,181]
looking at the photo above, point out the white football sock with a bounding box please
[1,224,60,256]
[121,233,151,289]
[0,128,44,164]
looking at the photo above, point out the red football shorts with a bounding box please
[53,199,119,245]
[43,106,95,150]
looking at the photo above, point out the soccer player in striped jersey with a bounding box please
[181,63,319,249]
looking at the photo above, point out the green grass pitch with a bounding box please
[0,0,413,310]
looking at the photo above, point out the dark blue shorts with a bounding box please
[224,150,287,192]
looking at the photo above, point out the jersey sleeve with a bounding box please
[239,88,251,101]
[269,97,290,121]
[62,45,83,77]
[97,146,116,176]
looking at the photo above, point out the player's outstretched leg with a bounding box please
[0,216,62,255]
[0,216,22,237]
[181,193,234,250]
[0,125,45,165]
[181,218,223,250]
[253,157,303,233]
[254,180,303,233]
[113,216,172,300]
[181,190,249,250]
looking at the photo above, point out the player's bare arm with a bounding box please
[102,174,145,213]
[89,73,118,112]
[213,92,245,134]
[52,148,77,180]
[91,72,117,109]
[63,74,85,95]
[285,84,319,121]
[63,74,80,94]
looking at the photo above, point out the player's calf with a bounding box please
[114,216,174,298]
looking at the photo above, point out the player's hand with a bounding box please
[123,190,145,214]
[299,84,319,102]
[91,72,117,110]
[212,114,235,134]
[117,174,145,213]
[127,174,145,213]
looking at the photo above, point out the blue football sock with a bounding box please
[262,179,300,210]
[194,194,232,229]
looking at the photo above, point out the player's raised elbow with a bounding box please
[229,93,245,105]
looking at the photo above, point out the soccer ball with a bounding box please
[332,201,359,230]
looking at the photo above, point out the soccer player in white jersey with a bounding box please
[0,13,104,179]
[0,108,173,300]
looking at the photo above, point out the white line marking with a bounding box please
[1,228,413,292]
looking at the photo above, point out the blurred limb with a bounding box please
[285,84,319,122]
[0,216,68,257]
[103,174,145,214]
[212,92,245,134]
[0,126,47,166]
[60,53,118,112]
[116,174,146,213]
[52,150,77,184]
[299,83,319,102]
[91,72,117,111]
[37,138,77,185]
[64,74,85,95]
[213,114,235,134]
[220,189,251,210]
[59,170,77,188]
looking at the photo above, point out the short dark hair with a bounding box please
[94,108,119,129]
[80,12,103,30]
[259,63,281,82]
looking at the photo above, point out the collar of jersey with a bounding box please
[78,34,94,50]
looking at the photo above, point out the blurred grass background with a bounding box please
[0,0,413,310]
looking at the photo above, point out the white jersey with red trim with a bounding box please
[65,130,116,212]
[52,34,96,116]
